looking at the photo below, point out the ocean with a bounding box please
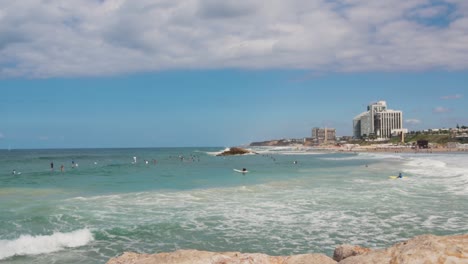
[0,147,467,264]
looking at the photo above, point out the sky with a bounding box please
[1,0,468,149]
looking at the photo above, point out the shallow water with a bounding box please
[1,147,467,263]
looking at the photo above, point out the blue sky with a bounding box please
[1,0,468,148]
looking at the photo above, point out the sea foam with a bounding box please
[0,228,93,260]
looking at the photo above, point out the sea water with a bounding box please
[0,147,467,264]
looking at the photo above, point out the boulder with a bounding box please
[106,250,336,264]
[217,147,252,156]
[333,245,371,262]
[106,234,468,264]
[338,234,468,264]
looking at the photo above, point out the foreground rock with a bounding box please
[216,147,253,156]
[338,234,468,264]
[106,250,335,264]
[333,245,372,262]
[107,234,468,264]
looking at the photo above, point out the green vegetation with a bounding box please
[392,134,453,145]
[391,134,468,145]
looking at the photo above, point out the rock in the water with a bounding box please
[106,250,336,264]
[216,147,252,156]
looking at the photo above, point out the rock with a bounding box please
[333,245,371,262]
[338,234,468,264]
[216,147,253,156]
[106,234,468,264]
[285,254,337,264]
[106,250,336,264]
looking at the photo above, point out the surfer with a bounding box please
[50,162,54,171]
[12,169,16,175]
[398,172,403,178]
[242,168,247,173]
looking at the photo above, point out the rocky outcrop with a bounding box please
[333,245,371,262]
[216,147,253,156]
[107,234,468,264]
[106,250,336,264]
[338,234,468,264]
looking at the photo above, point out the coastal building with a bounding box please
[353,101,404,139]
[312,127,336,144]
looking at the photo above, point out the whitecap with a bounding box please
[0,229,94,260]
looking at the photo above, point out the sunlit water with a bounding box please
[0,147,467,263]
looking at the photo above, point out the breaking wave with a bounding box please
[0,229,93,260]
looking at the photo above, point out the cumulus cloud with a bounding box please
[405,119,422,125]
[433,106,451,113]
[409,5,448,18]
[1,0,468,78]
[441,94,463,99]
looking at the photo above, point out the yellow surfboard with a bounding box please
[389,176,407,179]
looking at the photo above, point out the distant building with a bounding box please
[417,140,429,149]
[353,101,404,139]
[312,127,336,143]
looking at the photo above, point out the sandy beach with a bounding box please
[323,144,468,154]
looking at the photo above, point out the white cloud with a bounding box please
[1,0,468,78]
[0,132,4,139]
[38,136,49,141]
[410,5,448,18]
[441,94,463,99]
[433,106,451,113]
[405,119,422,124]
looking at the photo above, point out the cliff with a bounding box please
[107,233,468,264]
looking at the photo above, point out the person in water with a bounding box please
[398,172,403,178]
[242,168,247,172]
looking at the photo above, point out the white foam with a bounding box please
[402,154,468,195]
[0,228,94,260]
[321,152,403,161]
[206,148,230,156]
[252,146,323,155]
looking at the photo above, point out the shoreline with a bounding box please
[249,145,468,154]
[338,146,468,154]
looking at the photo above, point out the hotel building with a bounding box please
[353,101,403,139]
[312,127,336,143]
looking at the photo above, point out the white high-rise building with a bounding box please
[353,101,403,139]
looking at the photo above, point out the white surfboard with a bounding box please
[233,169,248,174]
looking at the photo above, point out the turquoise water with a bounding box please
[1,147,467,263]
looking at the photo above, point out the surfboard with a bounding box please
[233,169,248,173]
[389,176,407,179]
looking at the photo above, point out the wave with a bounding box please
[321,152,404,161]
[250,146,323,155]
[0,228,93,260]
[403,155,468,177]
[205,148,230,156]
[403,154,468,195]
